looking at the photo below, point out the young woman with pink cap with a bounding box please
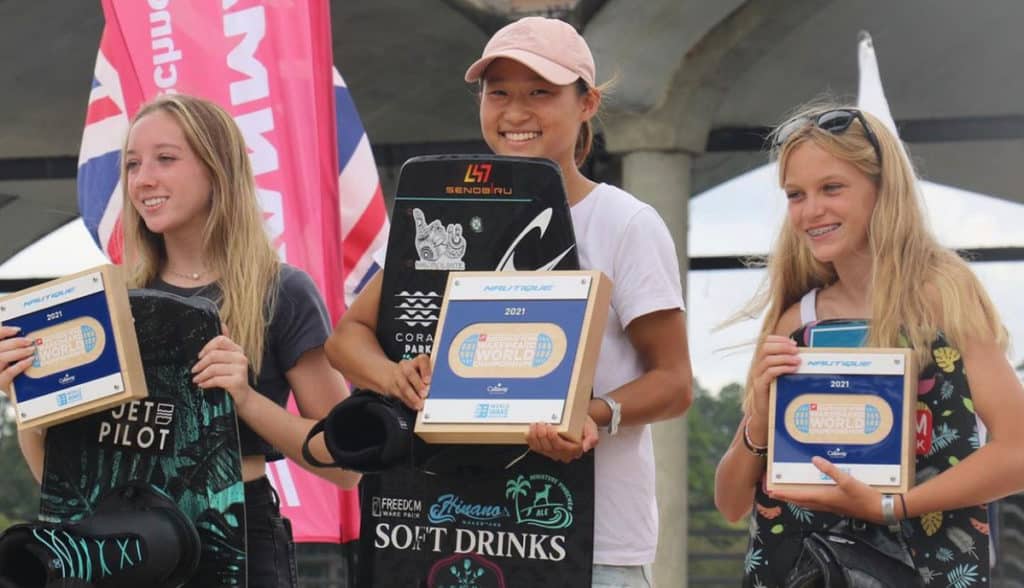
[328,17,693,586]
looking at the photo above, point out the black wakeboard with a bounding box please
[39,291,247,587]
[360,155,594,587]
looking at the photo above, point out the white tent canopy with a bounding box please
[689,167,1024,257]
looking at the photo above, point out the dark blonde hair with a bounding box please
[121,94,280,372]
[736,103,1006,411]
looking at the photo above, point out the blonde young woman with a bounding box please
[714,105,1024,587]
[1,94,358,588]
[327,16,692,588]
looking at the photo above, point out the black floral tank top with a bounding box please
[742,319,991,588]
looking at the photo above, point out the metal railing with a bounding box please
[687,504,747,587]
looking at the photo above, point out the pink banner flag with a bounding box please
[78,0,377,543]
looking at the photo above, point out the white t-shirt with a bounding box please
[571,183,685,565]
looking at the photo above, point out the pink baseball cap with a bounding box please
[464,16,596,87]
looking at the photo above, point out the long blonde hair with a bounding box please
[121,94,279,373]
[736,104,1006,410]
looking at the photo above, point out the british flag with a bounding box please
[334,68,389,305]
[77,37,132,263]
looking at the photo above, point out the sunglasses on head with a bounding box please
[773,108,883,165]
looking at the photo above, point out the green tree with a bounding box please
[0,397,39,526]
[688,382,743,507]
[687,380,748,584]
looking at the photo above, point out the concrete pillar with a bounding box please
[621,150,691,588]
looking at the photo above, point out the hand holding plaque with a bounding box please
[767,348,916,494]
[415,270,611,445]
[0,265,148,429]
